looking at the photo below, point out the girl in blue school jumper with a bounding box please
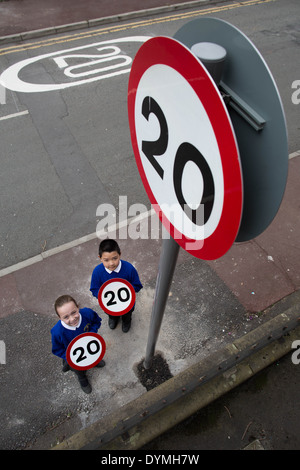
[51,294,105,394]
[90,239,143,332]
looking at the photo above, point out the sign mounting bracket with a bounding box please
[219,81,266,132]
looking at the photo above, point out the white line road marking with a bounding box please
[0,110,29,121]
[0,209,155,277]
[0,37,150,93]
[0,149,299,278]
[289,150,300,159]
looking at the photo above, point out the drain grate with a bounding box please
[135,353,173,391]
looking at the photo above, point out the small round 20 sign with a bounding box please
[98,278,136,316]
[66,332,106,370]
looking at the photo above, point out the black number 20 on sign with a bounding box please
[128,36,243,260]
[66,333,106,370]
[73,339,100,363]
[98,278,136,316]
[142,96,215,225]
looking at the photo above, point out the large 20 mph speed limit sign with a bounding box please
[128,36,243,260]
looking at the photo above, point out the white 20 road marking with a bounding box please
[0,36,150,93]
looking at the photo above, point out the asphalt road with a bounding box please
[0,0,299,270]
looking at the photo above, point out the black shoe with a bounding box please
[80,382,92,394]
[122,321,131,333]
[96,359,105,368]
[108,316,119,329]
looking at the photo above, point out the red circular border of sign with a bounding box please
[66,332,106,371]
[98,278,136,316]
[128,36,243,260]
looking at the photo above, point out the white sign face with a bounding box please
[128,36,243,260]
[0,36,150,93]
[135,64,224,242]
[66,333,106,370]
[98,278,136,316]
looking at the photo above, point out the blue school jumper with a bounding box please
[51,308,101,361]
[90,260,143,300]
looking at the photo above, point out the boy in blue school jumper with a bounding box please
[90,239,143,332]
[51,294,105,394]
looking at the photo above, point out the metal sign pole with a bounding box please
[144,233,180,369]
[143,43,226,370]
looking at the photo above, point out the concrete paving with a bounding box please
[0,0,299,450]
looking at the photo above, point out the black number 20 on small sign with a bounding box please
[73,339,100,363]
[104,286,130,307]
[98,278,136,316]
[66,333,106,370]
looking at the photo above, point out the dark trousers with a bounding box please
[72,368,88,386]
[122,309,133,325]
[108,308,133,325]
[62,360,88,386]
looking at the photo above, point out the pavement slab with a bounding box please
[207,156,300,312]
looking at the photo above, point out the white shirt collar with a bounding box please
[105,260,122,274]
[61,313,82,331]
